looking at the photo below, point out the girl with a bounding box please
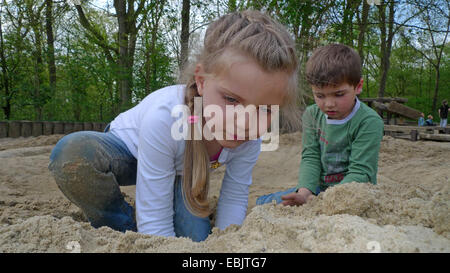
[48,10,299,242]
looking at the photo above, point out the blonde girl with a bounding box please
[48,10,299,242]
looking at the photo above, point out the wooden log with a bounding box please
[8,121,21,138]
[372,101,389,111]
[43,121,53,135]
[53,122,64,134]
[410,130,418,141]
[32,122,43,137]
[0,121,8,138]
[21,121,32,137]
[73,122,83,132]
[384,125,439,134]
[419,133,450,142]
[100,123,107,132]
[83,122,93,131]
[64,122,74,134]
[92,122,108,132]
[386,101,422,120]
[92,122,102,132]
[360,97,408,104]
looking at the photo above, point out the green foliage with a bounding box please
[0,0,448,122]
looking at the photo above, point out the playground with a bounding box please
[0,131,448,252]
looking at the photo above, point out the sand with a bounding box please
[0,132,449,253]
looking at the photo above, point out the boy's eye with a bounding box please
[315,94,324,99]
[335,93,344,97]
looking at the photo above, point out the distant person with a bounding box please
[418,113,425,126]
[438,100,449,128]
[256,43,384,206]
[425,115,435,126]
[48,11,300,242]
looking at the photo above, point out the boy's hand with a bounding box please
[281,188,314,206]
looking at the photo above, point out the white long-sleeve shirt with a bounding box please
[109,85,262,237]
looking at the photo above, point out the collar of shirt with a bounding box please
[325,97,361,125]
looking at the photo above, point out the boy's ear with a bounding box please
[194,64,205,96]
[355,78,364,95]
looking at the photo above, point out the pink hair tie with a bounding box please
[188,115,199,124]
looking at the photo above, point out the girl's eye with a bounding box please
[336,93,344,97]
[315,94,324,99]
[224,96,238,103]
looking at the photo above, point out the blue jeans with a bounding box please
[48,126,211,242]
[440,118,447,128]
[256,186,322,205]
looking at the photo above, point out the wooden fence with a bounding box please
[0,121,108,138]
[384,125,450,142]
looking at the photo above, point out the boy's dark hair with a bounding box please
[443,99,448,105]
[306,43,362,88]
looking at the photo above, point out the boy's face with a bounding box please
[312,79,363,120]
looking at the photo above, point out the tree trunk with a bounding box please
[26,1,45,120]
[432,65,439,113]
[45,0,56,120]
[0,7,11,119]
[114,0,131,111]
[180,0,191,73]
[144,1,165,94]
[341,0,350,45]
[33,33,43,120]
[378,0,395,98]
[357,0,369,66]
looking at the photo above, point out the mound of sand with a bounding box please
[0,132,449,252]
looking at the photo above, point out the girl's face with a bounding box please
[195,55,289,149]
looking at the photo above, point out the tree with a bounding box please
[74,0,149,112]
[142,0,167,95]
[377,0,395,98]
[401,0,450,112]
[25,0,47,120]
[45,0,56,119]
[356,0,370,66]
[377,0,430,97]
[0,3,10,119]
[179,0,190,72]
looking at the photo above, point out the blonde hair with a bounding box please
[180,10,300,217]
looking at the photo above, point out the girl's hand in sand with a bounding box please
[281,188,314,206]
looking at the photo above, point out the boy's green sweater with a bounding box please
[297,99,384,194]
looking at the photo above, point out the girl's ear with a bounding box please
[194,64,205,96]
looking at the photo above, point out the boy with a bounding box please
[256,44,384,206]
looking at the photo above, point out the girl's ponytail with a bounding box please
[182,80,211,217]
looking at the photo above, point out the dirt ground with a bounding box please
[0,132,449,252]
